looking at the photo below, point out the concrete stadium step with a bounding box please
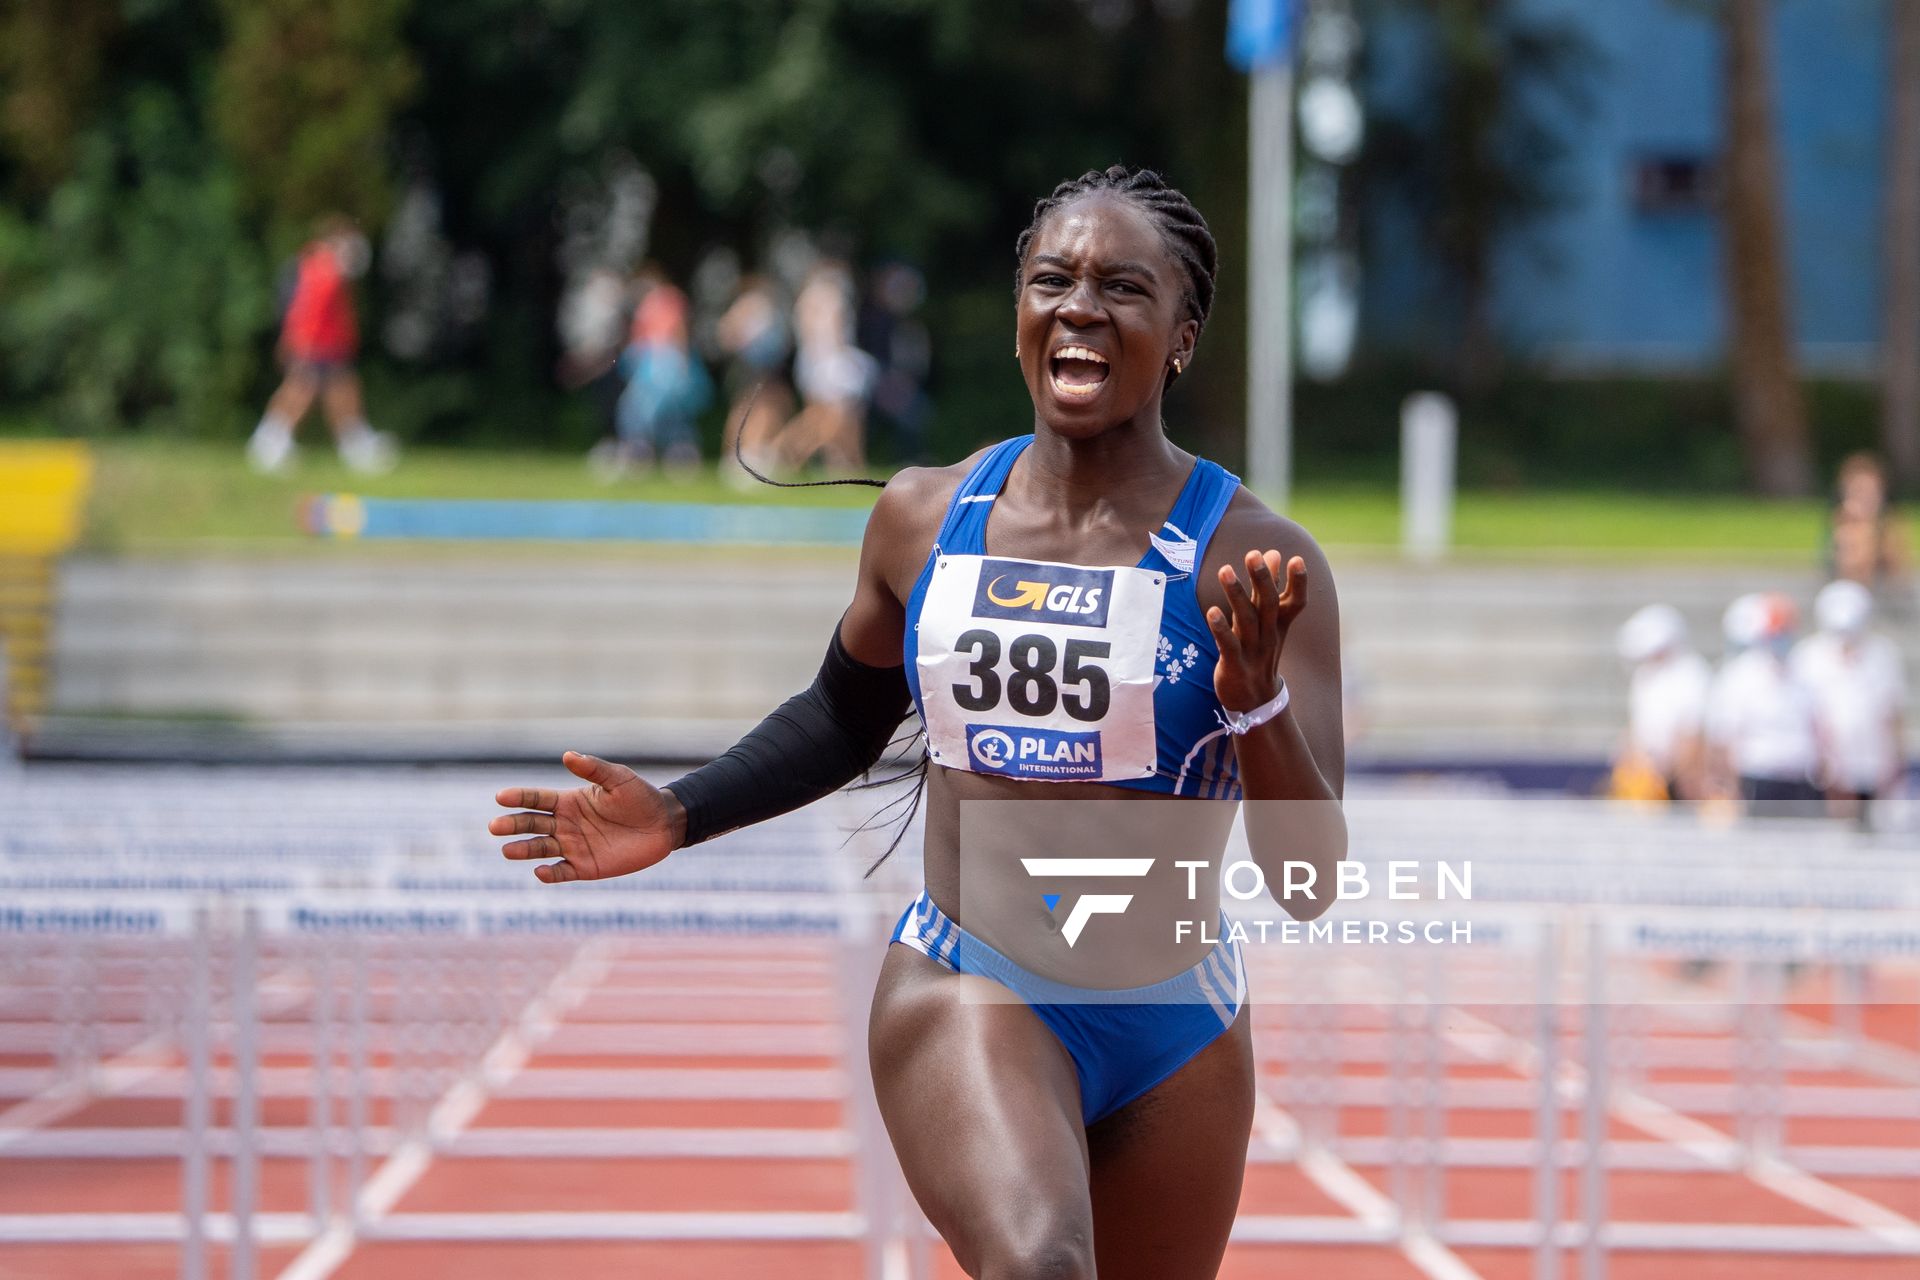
[35,552,1920,761]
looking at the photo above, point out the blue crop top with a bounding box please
[903,436,1244,799]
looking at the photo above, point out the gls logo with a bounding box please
[972,559,1113,627]
[988,578,1104,613]
[1022,857,1154,946]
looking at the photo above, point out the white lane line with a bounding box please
[0,1211,314,1244]
[1250,1069,1484,1280]
[365,1210,865,1240]
[538,1022,841,1055]
[1441,1005,1920,1250]
[1747,1154,1920,1248]
[1728,984,1920,1086]
[492,1066,848,1099]
[0,968,307,1151]
[273,937,611,1280]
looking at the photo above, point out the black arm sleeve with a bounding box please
[662,626,914,847]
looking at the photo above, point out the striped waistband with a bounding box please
[889,890,1246,1022]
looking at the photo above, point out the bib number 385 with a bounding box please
[950,630,1111,721]
[916,554,1163,782]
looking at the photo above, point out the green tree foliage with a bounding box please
[213,0,417,242]
[1,0,1248,454]
[0,90,270,435]
[396,0,1248,456]
[0,0,119,196]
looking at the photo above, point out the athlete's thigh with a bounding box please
[869,943,1094,1276]
[1086,1007,1255,1280]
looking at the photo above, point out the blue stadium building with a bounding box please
[1362,0,1890,374]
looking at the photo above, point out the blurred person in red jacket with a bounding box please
[247,215,397,475]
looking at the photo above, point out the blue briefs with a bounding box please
[888,890,1246,1126]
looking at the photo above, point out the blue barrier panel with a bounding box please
[300,495,871,545]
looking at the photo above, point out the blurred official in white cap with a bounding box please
[1791,580,1908,824]
[1706,592,1822,814]
[1611,604,1712,803]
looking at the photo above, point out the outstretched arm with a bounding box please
[665,467,939,846]
[661,625,912,846]
[489,466,951,882]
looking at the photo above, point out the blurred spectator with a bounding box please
[1706,592,1822,815]
[857,263,933,464]
[715,274,795,486]
[557,266,632,440]
[1825,452,1911,600]
[247,215,397,476]
[1792,579,1908,825]
[1611,604,1712,804]
[763,262,876,474]
[593,270,711,479]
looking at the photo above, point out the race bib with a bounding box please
[917,554,1164,782]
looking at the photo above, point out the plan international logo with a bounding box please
[967,724,1104,780]
[971,558,1114,627]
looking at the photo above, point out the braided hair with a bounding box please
[1014,165,1219,384]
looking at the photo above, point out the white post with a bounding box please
[182,908,212,1280]
[310,944,334,1230]
[1401,392,1457,560]
[1581,917,1609,1280]
[231,908,260,1280]
[1533,919,1562,1280]
[1247,61,1294,509]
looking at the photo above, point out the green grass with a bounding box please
[61,437,1862,563]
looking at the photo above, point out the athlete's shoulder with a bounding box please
[862,443,1008,592]
[868,444,1000,536]
[1209,482,1336,588]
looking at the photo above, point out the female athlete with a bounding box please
[490,165,1346,1278]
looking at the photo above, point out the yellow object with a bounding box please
[0,440,92,554]
[1607,756,1671,806]
[327,493,367,539]
[0,440,93,734]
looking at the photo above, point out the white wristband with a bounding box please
[1217,680,1290,736]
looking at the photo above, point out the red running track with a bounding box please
[0,936,1915,1279]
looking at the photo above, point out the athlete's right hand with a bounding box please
[489,751,683,883]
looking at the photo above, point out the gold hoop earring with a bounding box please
[1172,358,1184,375]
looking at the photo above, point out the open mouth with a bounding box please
[1049,344,1110,399]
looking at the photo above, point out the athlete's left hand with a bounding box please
[1207,549,1307,714]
